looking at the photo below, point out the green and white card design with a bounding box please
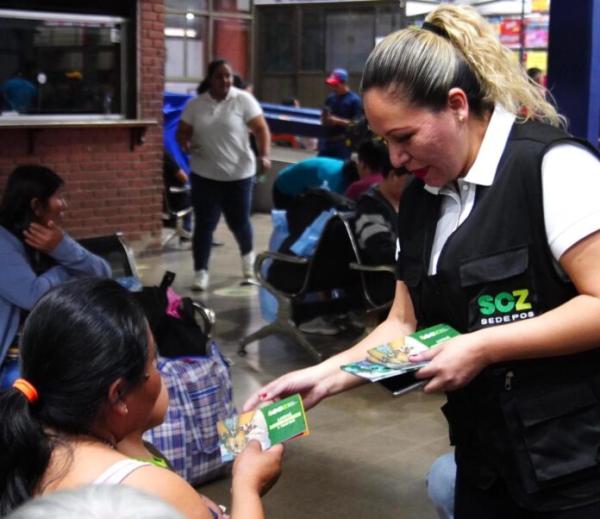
[342,323,460,382]
[406,323,460,349]
[217,394,309,462]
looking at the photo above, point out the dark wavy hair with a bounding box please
[196,59,230,95]
[357,139,392,175]
[0,165,63,237]
[0,278,149,515]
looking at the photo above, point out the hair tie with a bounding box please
[422,22,450,40]
[13,378,39,404]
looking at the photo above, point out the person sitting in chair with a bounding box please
[0,165,111,390]
[0,278,283,519]
[354,166,409,266]
[272,157,358,210]
[163,151,192,239]
[344,138,390,201]
[353,166,410,306]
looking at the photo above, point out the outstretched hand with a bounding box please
[242,366,329,413]
[23,220,64,254]
[411,333,490,393]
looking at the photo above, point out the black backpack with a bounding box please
[267,189,355,293]
[134,271,208,357]
[281,188,355,254]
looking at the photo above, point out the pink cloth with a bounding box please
[344,174,383,200]
[166,287,183,318]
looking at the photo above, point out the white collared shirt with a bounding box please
[181,86,262,181]
[418,105,600,275]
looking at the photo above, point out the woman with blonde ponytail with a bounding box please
[243,4,600,517]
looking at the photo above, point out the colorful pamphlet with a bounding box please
[367,323,460,370]
[217,393,309,462]
[341,324,460,388]
[366,336,426,369]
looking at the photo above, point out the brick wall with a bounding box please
[0,0,165,250]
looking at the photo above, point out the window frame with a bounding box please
[0,8,132,120]
[164,0,253,87]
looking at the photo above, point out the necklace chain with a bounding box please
[88,434,116,450]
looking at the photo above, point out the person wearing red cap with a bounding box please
[319,68,362,160]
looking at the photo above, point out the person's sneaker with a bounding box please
[298,316,341,335]
[178,237,192,250]
[241,251,255,280]
[192,269,209,291]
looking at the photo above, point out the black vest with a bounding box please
[398,121,600,510]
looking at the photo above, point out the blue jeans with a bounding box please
[190,174,254,271]
[427,452,456,519]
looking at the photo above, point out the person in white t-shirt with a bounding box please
[176,60,271,291]
[243,5,600,518]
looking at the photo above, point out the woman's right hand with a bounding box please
[242,365,329,413]
[23,220,64,253]
[232,441,284,496]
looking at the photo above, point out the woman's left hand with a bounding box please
[23,220,64,253]
[258,156,272,172]
[411,333,490,393]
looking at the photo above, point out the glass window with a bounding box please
[212,17,250,79]
[301,10,324,71]
[0,11,127,116]
[166,38,185,78]
[186,16,207,79]
[165,13,207,80]
[165,0,208,13]
[326,10,374,73]
[213,0,250,14]
[261,9,294,73]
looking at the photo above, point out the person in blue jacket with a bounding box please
[0,165,111,389]
[272,157,358,210]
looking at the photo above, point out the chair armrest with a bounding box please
[192,301,215,338]
[349,262,396,311]
[173,208,193,218]
[254,251,310,299]
[257,251,309,266]
[349,262,396,275]
[169,185,190,194]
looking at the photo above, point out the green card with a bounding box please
[406,323,460,349]
[217,393,309,461]
[261,394,309,445]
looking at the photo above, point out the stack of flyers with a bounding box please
[366,336,428,369]
[217,394,309,462]
[341,323,460,383]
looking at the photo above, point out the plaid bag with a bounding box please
[143,340,235,485]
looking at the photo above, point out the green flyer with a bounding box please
[217,394,309,462]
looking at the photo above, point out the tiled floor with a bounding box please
[138,213,450,518]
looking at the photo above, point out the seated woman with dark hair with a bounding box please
[344,138,391,201]
[0,165,111,389]
[0,278,283,519]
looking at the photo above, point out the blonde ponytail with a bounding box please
[361,4,565,128]
[426,5,564,127]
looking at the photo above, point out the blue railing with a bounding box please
[164,92,324,172]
